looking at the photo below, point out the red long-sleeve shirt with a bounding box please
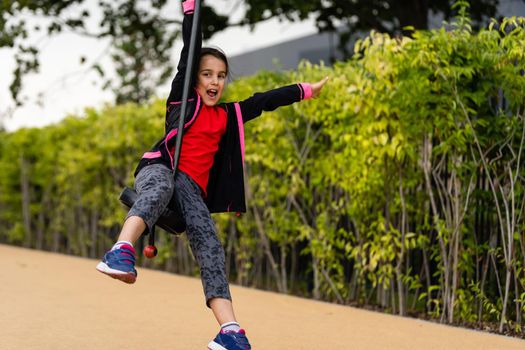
[178,104,227,196]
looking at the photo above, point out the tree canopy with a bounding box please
[0,0,507,108]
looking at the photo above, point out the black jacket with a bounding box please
[134,2,311,213]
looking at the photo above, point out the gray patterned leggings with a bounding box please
[127,163,231,305]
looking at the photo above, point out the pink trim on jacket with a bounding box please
[234,102,245,166]
[164,91,202,168]
[299,83,313,100]
[169,98,194,105]
[165,129,177,167]
[182,0,195,14]
[142,151,161,159]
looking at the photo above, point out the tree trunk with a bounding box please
[35,188,50,250]
[290,242,297,293]
[20,154,32,248]
[396,165,407,316]
[225,219,236,278]
[89,210,99,258]
[421,134,449,322]
[280,245,288,294]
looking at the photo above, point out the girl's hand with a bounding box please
[311,76,329,98]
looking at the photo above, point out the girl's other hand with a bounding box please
[311,76,329,98]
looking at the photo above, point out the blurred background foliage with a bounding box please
[1,0,505,107]
[0,2,524,337]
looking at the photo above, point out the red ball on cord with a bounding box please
[143,245,157,258]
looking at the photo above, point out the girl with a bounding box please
[96,1,328,349]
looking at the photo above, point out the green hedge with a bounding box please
[1,13,524,335]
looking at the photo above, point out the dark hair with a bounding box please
[195,47,230,80]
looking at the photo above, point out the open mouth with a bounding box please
[207,89,218,98]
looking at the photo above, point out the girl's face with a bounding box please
[196,54,227,107]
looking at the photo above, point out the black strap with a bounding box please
[172,0,202,177]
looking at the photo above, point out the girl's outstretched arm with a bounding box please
[237,76,330,123]
[167,0,202,103]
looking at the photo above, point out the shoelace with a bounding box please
[224,332,250,349]
[111,248,136,265]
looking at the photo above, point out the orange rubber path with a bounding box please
[1,244,523,350]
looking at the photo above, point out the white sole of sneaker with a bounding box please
[96,262,136,284]
[207,342,227,350]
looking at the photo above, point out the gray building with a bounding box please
[230,30,350,77]
[230,0,525,77]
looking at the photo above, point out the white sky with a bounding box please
[0,1,317,131]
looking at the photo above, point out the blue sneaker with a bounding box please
[96,244,137,284]
[208,329,251,350]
